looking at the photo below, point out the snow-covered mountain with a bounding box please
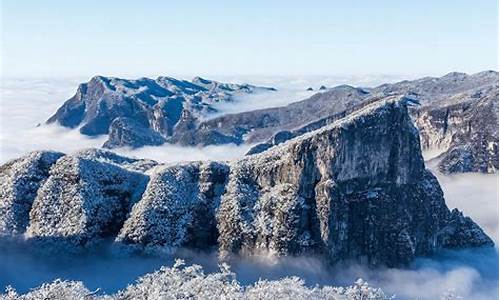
[45,75,276,148]
[46,71,498,174]
[2,96,492,268]
[245,71,499,173]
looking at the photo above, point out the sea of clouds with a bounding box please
[0,76,498,299]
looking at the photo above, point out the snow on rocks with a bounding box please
[0,96,494,266]
[25,149,152,248]
[117,161,229,250]
[0,151,64,235]
[46,75,276,148]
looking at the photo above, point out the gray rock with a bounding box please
[46,75,275,148]
[186,85,370,145]
[245,71,499,174]
[103,117,166,149]
[0,151,64,235]
[126,96,493,266]
[3,96,493,266]
[25,149,155,248]
[411,85,498,173]
[45,72,497,174]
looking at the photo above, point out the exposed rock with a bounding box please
[245,71,499,174]
[2,97,493,266]
[46,75,275,148]
[46,72,496,174]
[25,149,155,247]
[118,96,493,267]
[412,87,498,173]
[185,85,371,146]
[103,117,166,149]
[319,85,327,90]
[216,96,482,266]
[0,151,64,235]
[117,161,229,249]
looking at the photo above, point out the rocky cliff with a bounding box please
[46,72,498,173]
[46,76,275,148]
[3,96,493,267]
[246,71,499,173]
[411,84,498,173]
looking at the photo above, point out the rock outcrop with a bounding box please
[25,149,156,247]
[181,85,371,146]
[117,161,229,249]
[246,71,499,173]
[2,96,493,267]
[0,151,64,235]
[46,75,275,148]
[46,72,498,173]
[411,85,498,173]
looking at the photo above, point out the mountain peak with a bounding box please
[2,94,492,266]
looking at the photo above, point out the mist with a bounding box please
[0,78,255,164]
[1,237,497,299]
[209,89,316,118]
[0,77,498,299]
[433,172,499,243]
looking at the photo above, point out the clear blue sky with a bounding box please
[1,0,498,78]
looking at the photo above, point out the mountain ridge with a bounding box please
[44,71,498,173]
[2,95,493,267]
[46,75,276,148]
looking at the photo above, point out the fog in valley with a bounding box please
[0,77,497,299]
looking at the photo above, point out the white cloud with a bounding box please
[0,78,253,164]
[433,172,499,243]
[0,77,497,299]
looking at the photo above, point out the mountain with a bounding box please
[245,71,499,173]
[170,84,371,146]
[46,75,276,148]
[47,72,497,173]
[2,96,492,267]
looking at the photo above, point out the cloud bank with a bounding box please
[0,77,498,299]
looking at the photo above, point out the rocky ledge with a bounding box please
[1,96,493,267]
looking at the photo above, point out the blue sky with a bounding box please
[1,0,498,78]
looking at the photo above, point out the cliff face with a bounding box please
[375,70,498,173]
[213,97,492,266]
[247,72,499,174]
[46,76,275,148]
[0,151,64,235]
[2,96,493,267]
[178,85,371,146]
[45,72,498,174]
[412,87,498,173]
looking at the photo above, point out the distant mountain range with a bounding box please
[46,75,276,148]
[247,71,499,174]
[46,71,498,174]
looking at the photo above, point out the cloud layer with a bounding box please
[0,77,498,299]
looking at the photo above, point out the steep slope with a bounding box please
[46,75,275,148]
[2,96,492,267]
[25,149,156,247]
[0,151,64,235]
[45,72,497,174]
[412,86,498,173]
[246,71,499,173]
[171,85,371,146]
